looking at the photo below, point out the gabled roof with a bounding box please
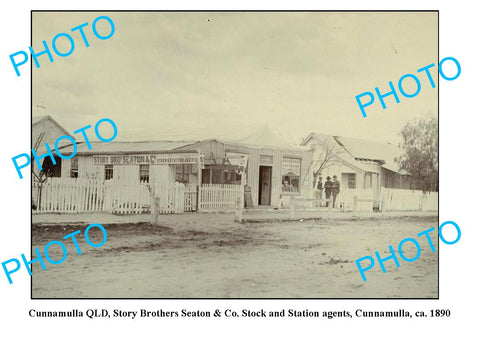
[225,125,306,151]
[237,125,296,149]
[334,136,404,173]
[302,133,373,173]
[179,126,307,153]
[303,132,404,174]
[32,115,47,125]
[32,114,72,138]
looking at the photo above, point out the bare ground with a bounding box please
[31,213,438,298]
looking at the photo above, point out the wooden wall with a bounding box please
[225,143,311,207]
[61,158,71,178]
[74,155,176,185]
[32,118,71,177]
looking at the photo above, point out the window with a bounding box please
[70,157,78,178]
[348,173,356,189]
[105,164,113,180]
[139,164,149,182]
[176,164,192,184]
[282,157,301,193]
[224,170,242,184]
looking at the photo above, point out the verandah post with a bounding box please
[234,197,243,222]
[289,195,295,219]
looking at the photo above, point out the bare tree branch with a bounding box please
[303,136,346,185]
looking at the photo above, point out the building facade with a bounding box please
[177,138,312,207]
[57,141,203,188]
[301,132,415,206]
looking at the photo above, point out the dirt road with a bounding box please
[31,213,438,298]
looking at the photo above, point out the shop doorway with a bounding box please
[258,166,272,205]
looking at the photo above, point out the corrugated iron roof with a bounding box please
[334,136,403,172]
[57,140,197,155]
[305,132,404,173]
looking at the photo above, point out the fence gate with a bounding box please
[184,184,198,212]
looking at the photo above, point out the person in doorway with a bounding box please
[315,174,323,207]
[331,175,341,208]
[324,176,332,207]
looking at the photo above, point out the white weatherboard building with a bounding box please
[32,113,436,214]
[175,126,313,207]
[57,141,203,187]
[32,113,73,179]
[300,132,434,211]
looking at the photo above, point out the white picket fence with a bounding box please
[184,184,197,212]
[338,189,374,212]
[292,188,438,212]
[198,184,243,212]
[33,178,186,215]
[380,188,438,211]
[150,182,185,214]
[33,179,246,214]
[107,180,154,214]
[33,178,110,213]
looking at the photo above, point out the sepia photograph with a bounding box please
[30,11,439,298]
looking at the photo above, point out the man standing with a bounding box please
[331,175,341,208]
[315,174,323,207]
[324,176,332,207]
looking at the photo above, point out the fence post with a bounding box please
[196,184,200,212]
[289,195,295,219]
[353,196,358,213]
[234,197,243,222]
[420,193,426,212]
[328,195,333,213]
[151,195,159,226]
[37,182,43,213]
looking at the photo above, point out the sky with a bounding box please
[32,11,438,145]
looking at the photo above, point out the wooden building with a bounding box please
[301,132,414,205]
[57,141,203,187]
[33,114,313,210]
[32,112,73,178]
[177,127,313,207]
[32,111,203,187]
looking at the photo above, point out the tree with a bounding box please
[32,131,54,210]
[398,115,438,192]
[312,136,346,176]
[302,135,347,186]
